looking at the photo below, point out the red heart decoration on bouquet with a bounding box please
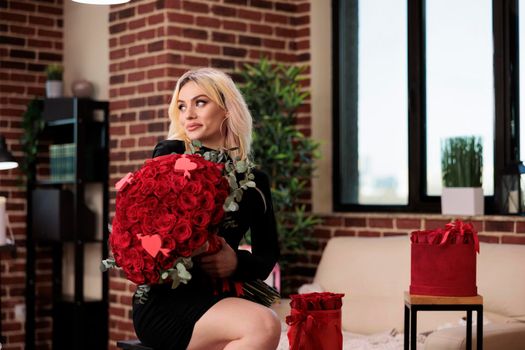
[139,234,163,257]
[174,157,197,179]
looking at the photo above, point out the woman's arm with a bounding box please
[233,170,280,281]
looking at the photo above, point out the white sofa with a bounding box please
[275,236,525,349]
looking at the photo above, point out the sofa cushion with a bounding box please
[424,322,525,350]
[478,242,525,317]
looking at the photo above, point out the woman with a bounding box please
[132,68,281,350]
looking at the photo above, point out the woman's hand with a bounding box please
[198,237,238,278]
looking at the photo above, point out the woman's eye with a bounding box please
[178,104,186,111]
[196,100,207,107]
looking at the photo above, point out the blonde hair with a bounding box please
[167,68,252,160]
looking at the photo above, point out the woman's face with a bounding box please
[177,81,226,147]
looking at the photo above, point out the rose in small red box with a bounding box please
[410,220,480,296]
[286,292,345,350]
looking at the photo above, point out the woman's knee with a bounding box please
[253,309,281,345]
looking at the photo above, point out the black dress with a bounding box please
[132,140,280,350]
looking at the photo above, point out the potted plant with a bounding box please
[45,63,63,98]
[441,136,483,216]
[239,58,321,295]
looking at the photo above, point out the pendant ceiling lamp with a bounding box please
[72,0,130,5]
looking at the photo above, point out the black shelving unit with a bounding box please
[26,98,109,350]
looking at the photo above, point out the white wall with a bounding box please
[62,2,110,299]
[311,0,333,213]
[64,1,109,100]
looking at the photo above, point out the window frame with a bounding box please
[332,0,519,214]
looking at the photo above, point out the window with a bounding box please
[335,0,408,206]
[425,0,494,196]
[334,0,518,213]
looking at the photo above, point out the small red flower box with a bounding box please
[409,220,479,297]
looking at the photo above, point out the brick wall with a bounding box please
[107,0,311,346]
[0,1,63,349]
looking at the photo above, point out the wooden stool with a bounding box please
[116,339,153,350]
[404,292,483,350]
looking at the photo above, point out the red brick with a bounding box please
[148,13,165,25]
[275,27,296,38]
[181,55,209,66]
[167,39,193,51]
[291,15,310,26]
[119,59,136,70]
[334,229,355,237]
[485,220,515,232]
[196,43,220,55]
[129,18,146,30]
[212,31,235,43]
[212,5,236,16]
[137,29,156,40]
[275,2,297,12]
[119,33,136,45]
[224,20,247,31]
[263,38,285,49]
[358,231,381,237]
[10,25,35,35]
[168,12,194,24]
[502,235,525,244]
[424,219,450,230]
[250,23,272,35]
[183,0,209,13]
[396,218,421,229]
[344,217,366,227]
[479,235,499,243]
[264,13,288,24]
[29,15,54,26]
[239,35,261,46]
[312,229,331,239]
[223,46,247,57]
[369,218,393,228]
[130,124,147,134]
[128,44,146,56]
[515,221,525,233]
[238,9,262,21]
[251,0,272,9]
[183,28,208,40]
[196,16,221,28]
[138,2,156,15]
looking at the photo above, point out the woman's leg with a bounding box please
[187,297,281,350]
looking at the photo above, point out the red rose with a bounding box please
[154,211,176,236]
[178,191,198,211]
[153,178,171,198]
[192,211,211,228]
[173,219,193,243]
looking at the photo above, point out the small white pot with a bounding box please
[441,187,484,216]
[46,80,63,98]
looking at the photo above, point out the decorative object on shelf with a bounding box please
[45,63,64,98]
[49,143,75,181]
[71,79,94,98]
[0,134,18,170]
[440,136,484,216]
[500,161,525,214]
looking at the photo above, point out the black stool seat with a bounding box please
[116,339,153,350]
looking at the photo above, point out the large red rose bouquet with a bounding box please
[101,145,253,299]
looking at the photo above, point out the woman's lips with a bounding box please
[186,124,201,132]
